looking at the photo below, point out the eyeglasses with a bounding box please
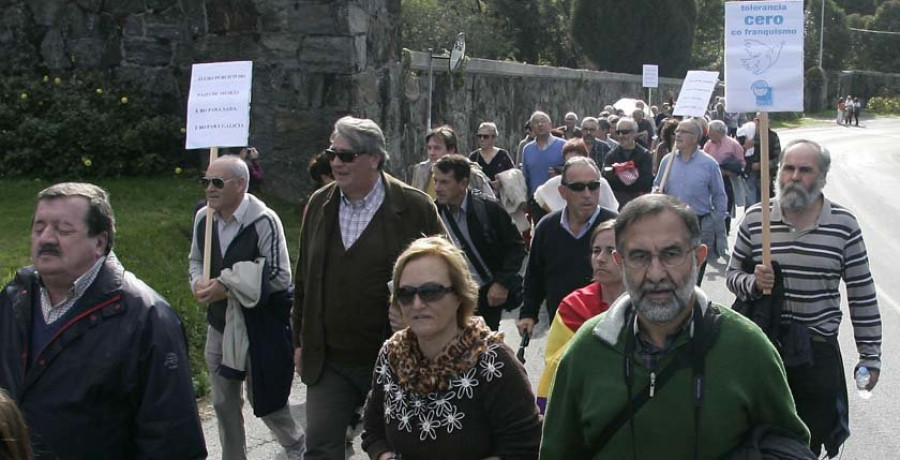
[615,130,633,135]
[324,148,365,163]
[395,283,454,306]
[563,180,602,192]
[477,134,493,139]
[622,246,698,269]
[201,176,237,189]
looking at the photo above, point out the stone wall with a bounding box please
[396,51,685,177]
[0,0,401,201]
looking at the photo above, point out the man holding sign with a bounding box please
[727,140,882,457]
[190,155,305,459]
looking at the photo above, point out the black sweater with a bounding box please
[520,208,617,322]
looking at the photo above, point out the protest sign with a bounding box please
[724,0,804,112]
[672,71,719,118]
[642,65,659,88]
[185,61,253,150]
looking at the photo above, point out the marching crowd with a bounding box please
[0,97,882,460]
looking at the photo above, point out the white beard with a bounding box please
[624,263,698,323]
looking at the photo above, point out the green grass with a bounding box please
[769,110,837,129]
[0,176,304,395]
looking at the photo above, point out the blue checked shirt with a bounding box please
[340,177,386,249]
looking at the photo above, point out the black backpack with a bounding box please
[727,425,816,460]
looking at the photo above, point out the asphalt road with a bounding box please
[204,116,900,459]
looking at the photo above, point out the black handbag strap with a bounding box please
[441,206,492,282]
[591,302,722,456]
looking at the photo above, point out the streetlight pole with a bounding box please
[818,0,825,70]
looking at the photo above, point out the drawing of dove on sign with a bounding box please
[741,40,784,76]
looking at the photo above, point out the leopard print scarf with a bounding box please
[384,316,504,395]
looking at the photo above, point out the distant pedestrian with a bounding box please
[521,111,566,225]
[853,97,861,126]
[469,121,515,190]
[557,111,582,139]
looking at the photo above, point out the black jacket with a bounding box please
[438,190,527,293]
[0,255,207,459]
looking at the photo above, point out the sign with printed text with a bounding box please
[185,61,253,149]
[642,64,659,88]
[724,0,804,112]
[672,71,719,118]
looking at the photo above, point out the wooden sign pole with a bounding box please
[758,113,772,295]
[202,146,219,282]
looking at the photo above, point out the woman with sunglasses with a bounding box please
[469,122,514,190]
[533,138,618,214]
[362,237,541,460]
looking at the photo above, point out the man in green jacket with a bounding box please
[541,194,808,459]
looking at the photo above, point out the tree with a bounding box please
[401,0,516,60]
[804,0,851,70]
[570,0,698,77]
[834,0,877,16]
[690,0,725,71]
[863,1,900,72]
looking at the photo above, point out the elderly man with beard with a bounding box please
[727,139,882,458]
[541,194,808,459]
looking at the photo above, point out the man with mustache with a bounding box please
[542,194,808,459]
[0,183,206,458]
[727,139,882,458]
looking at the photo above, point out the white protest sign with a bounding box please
[672,71,719,118]
[724,0,804,112]
[642,64,659,88]
[186,61,253,149]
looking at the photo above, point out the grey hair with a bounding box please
[332,115,389,169]
[478,121,499,137]
[708,119,728,134]
[565,112,578,120]
[617,117,637,131]
[581,116,599,127]
[561,156,601,183]
[615,194,701,251]
[780,139,832,177]
[681,119,702,137]
[37,183,116,254]
[530,111,551,124]
[215,155,251,193]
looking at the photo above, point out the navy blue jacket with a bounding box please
[0,255,207,459]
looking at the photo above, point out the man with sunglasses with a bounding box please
[432,155,526,331]
[517,156,617,339]
[653,119,728,285]
[189,155,305,459]
[541,194,808,459]
[294,116,445,459]
[602,118,654,209]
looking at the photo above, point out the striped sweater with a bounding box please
[726,198,882,369]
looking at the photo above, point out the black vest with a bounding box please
[196,215,260,332]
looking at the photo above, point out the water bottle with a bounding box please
[856,366,872,400]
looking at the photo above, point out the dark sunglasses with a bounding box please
[564,180,602,192]
[477,134,494,139]
[324,148,365,163]
[201,176,236,189]
[395,282,454,306]
[615,130,633,135]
